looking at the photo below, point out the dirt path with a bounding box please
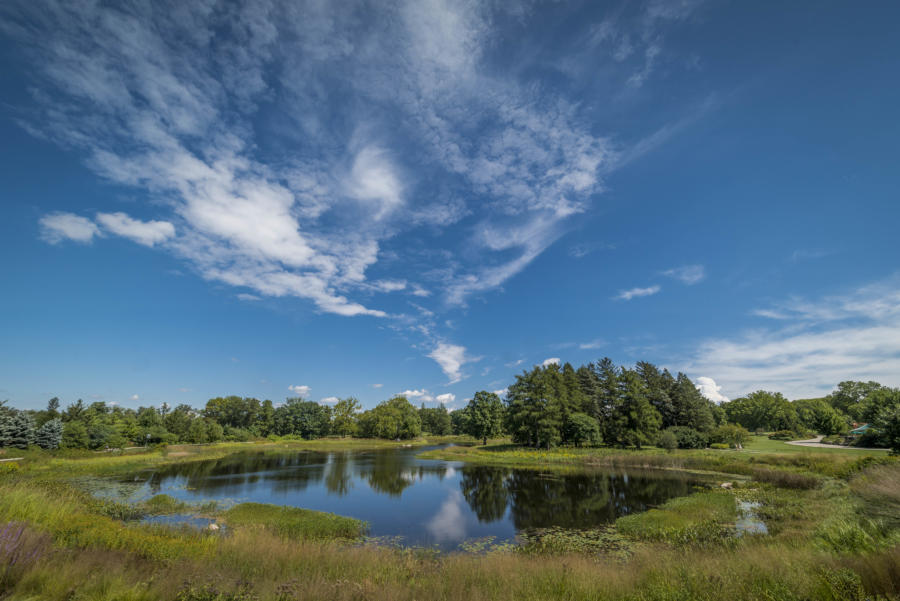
[786,435,889,450]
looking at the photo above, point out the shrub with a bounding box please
[665,426,708,449]
[710,443,729,450]
[768,430,797,441]
[656,430,678,452]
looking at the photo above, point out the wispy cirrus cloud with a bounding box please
[616,285,661,300]
[663,264,706,285]
[5,0,707,378]
[687,277,900,399]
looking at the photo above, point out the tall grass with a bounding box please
[1,440,898,600]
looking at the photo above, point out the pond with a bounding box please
[131,446,702,550]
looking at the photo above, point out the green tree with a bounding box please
[61,421,90,449]
[465,391,505,445]
[711,423,751,449]
[331,398,361,437]
[606,369,661,448]
[255,400,276,436]
[419,404,452,435]
[793,398,848,435]
[563,412,601,447]
[357,396,421,440]
[669,373,715,432]
[827,381,884,422]
[449,408,470,435]
[274,399,332,439]
[723,391,799,432]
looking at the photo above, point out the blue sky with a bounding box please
[1,0,898,411]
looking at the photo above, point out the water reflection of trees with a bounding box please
[142,448,454,499]
[359,450,450,497]
[459,467,694,529]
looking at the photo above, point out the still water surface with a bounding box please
[133,446,700,549]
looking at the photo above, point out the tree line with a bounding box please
[1,361,897,451]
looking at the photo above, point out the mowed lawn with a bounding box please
[735,435,888,455]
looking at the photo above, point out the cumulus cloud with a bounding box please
[616,285,661,300]
[492,388,507,398]
[288,384,311,396]
[39,212,99,244]
[319,396,340,404]
[687,277,900,399]
[663,264,705,285]
[400,389,435,402]
[130,394,139,401]
[541,357,560,367]
[428,342,474,383]
[95,212,175,247]
[695,376,728,403]
[436,393,455,404]
[372,383,384,389]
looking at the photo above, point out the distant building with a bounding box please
[849,424,871,436]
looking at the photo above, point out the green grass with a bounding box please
[222,502,366,540]
[739,435,887,454]
[616,490,738,547]
[1,439,899,600]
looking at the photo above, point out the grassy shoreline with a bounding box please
[1,436,898,600]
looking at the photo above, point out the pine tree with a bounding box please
[6,411,36,449]
[35,418,63,450]
[607,369,661,448]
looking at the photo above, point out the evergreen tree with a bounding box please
[670,373,715,432]
[35,418,63,450]
[5,411,36,449]
[635,362,676,428]
[606,369,661,448]
[0,410,12,448]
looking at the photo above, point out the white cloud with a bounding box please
[95,212,175,247]
[319,396,340,404]
[616,285,661,300]
[39,212,99,244]
[695,376,728,403]
[130,394,139,401]
[372,383,384,389]
[687,278,900,399]
[237,293,261,301]
[579,339,606,350]
[505,359,525,367]
[288,384,310,397]
[400,389,435,402]
[436,393,455,404]
[346,145,404,220]
[663,264,705,285]
[541,357,560,367]
[426,491,467,542]
[10,0,702,355]
[411,285,432,297]
[492,388,507,398]
[428,342,474,384]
